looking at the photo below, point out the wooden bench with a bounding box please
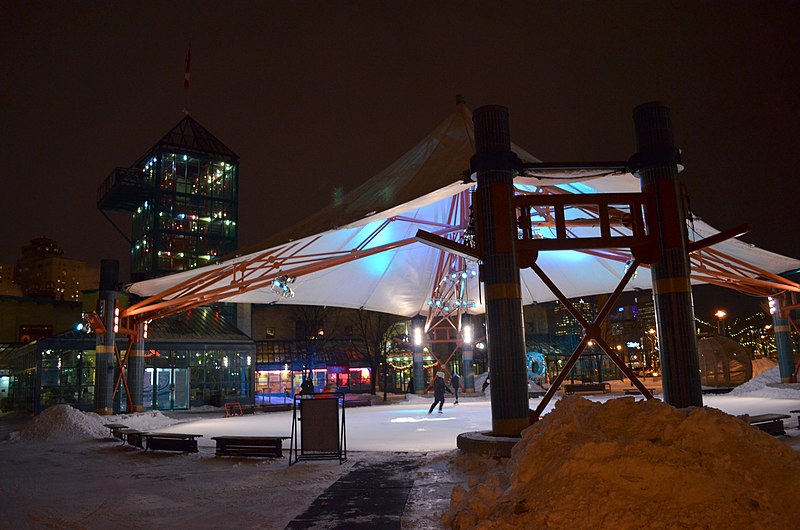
[103,423,129,439]
[743,413,790,436]
[623,388,657,395]
[790,409,800,429]
[261,403,292,413]
[344,398,372,408]
[143,432,203,453]
[117,428,145,449]
[564,382,611,395]
[211,436,291,458]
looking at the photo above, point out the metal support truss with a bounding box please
[530,258,654,421]
[416,190,476,389]
[112,342,134,412]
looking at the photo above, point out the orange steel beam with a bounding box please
[125,236,418,321]
[123,221,469,323]
[112,342,134,411]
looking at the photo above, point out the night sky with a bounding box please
[2,1,798,319]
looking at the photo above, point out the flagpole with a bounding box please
[183,47,191,114]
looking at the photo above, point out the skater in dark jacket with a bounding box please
[428,371,452,414]
[450,373,461,404]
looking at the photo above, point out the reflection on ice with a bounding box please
[390,416,457,423]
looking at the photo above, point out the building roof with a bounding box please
[4,306,253,361]
[136,114,239,165]
[147,306,253,343]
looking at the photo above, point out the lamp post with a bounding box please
[646,328,657,371]
[714,310,727,336]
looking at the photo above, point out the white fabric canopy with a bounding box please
[128,104,800,317]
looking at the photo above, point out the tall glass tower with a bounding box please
[98,115,239,281]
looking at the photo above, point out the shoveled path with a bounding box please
[285,457,420,529]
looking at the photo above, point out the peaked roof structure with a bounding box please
[126,103,800,321]
[137,114,239,165]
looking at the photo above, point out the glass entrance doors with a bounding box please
[144,367,189,410]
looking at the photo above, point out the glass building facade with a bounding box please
[6,308,256,414]
[98,115,239,282]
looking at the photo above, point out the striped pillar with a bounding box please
[772,298,796,383]
[460,313,475,392]
[411,315,425,393]
[472,106,529,436]
[94,259,119,415]
[633,102,703,408]
[462,345,475,392]
[127,322,146,411]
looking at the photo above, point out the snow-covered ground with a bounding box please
[1,367,798,529]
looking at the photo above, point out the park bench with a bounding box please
[701,387,734,395]
[117,428,145,449]
[344,398,372,408]
[211,435,291,458]
[564,382,611,395]
[623,388,657,395]
[142,432,202,453]
[742,413,790,436]
[791,409,800,429]
[261,403,292,413]
[103,423,128,439]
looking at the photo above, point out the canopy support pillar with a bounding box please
[772,296,797,383]
[94,259,119,415]
[127,323,146,411]
[633,102,702,408]
[411,315,426,393]
[472,105,529,437]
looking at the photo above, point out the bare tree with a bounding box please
[349,308,405,397]
[290,305,339,387]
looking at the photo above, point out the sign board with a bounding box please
[289,392,347,465]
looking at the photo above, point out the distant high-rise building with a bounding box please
[553,298,596,337]
[98,115,239,282]
[12,237,95,301]
[0,263,23,296]
[635,293,656,333]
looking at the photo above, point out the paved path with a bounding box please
[286,457,420,529]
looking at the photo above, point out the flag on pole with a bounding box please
[184,49,191,89]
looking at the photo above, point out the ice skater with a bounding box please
[428,371,452,414]
[450,372,461,404]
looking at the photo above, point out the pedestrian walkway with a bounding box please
[285,457,420,529]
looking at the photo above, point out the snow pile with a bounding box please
[8,405,108,441]
[446,396,800,529]
[752,357,777,377]
[729,366,800,398]
[7,405,179,442]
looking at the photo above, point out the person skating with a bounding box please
[450,373,461,404]
[428,371,452,414]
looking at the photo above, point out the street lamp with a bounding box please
[714,310,727,336]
